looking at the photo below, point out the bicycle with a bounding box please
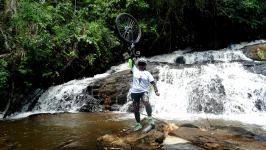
[115,13,142,60]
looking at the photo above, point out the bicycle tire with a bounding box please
[115,13,141,44]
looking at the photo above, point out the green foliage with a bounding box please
[0,0,123,100]
[257,49,266,60]
[126,0,149,10]
[217,0,262,29]
[0,0,266,107]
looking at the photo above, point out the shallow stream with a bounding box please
[1,112,266,150]
[0,112,134,150]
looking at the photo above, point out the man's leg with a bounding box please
[142,92,154,124]
[132,93,140,122]
[142,92,152,116]
[132,93,142,131]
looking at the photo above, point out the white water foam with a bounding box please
[148,63,266,125]
[148,39,266,64]
[120,40,266,128]
[7,63,131,119]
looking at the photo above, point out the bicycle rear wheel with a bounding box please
[115,13,141,43]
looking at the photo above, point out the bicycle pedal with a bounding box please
[135,51,140,56]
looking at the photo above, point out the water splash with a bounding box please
[150,62,266,115]
[119,40,266,128]
[144,40,266,127]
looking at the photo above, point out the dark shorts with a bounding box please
[131,92,150,112]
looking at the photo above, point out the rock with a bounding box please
[97,118,165,149]
[164,136,204,150]
[242,61,266,76]
[0,138,12,150]
[79,95,101,112]
[110,104,122,111]
[162,123,179,137]
[169,124,266,150]
[242,43,266,61]
[97,118,266,150]
[175,56,186,64]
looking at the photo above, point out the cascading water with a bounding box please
[10,63,129,119]
[5,40,266,130]
[149,63,266,117]
[119,40,266,129]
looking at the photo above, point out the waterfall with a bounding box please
[120,40,266,127]
[9,39,266,128]
[11,63,129,119]
[150,63,266,116]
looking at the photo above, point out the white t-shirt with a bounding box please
[131,65,154,93]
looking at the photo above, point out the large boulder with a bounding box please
[242,43,266,61]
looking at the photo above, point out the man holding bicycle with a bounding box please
[128,57,160,131]
[115,13,159,131]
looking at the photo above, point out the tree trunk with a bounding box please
[3,98,13,118]
[3,77,14,118]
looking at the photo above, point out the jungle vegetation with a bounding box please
[0,0,266,114]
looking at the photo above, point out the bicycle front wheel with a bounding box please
[115,13,141,44]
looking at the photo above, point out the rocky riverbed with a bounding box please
[97,117,266,150]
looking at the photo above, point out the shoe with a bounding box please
[148,116,154,124]
[134,123,142,131]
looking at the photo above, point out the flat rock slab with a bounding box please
[169,124,266,150]
[164,136,204,150]
[164,143,204,150]
[164,136,190,144]
[97,118,266,150]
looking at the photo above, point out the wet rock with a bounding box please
[164,136,204,150]
[234,44,266,77]
[175,56,186,64]
[97,118,266,150]
[110,104,122,111]
[79,95,101,112]
[255,99,266,111]
[243,61,266,76]
[97,118,165,150]
[56,139,81,150]
[241,44,266,76]
[242,44,266,61]
[170,124,266,150]
[212,125,266,142]
[0,138,12,150]
[2,88,45,118]
[179,124,199,128]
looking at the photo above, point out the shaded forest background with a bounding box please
[0,0,266,112]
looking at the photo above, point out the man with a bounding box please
[128,58,160,131]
